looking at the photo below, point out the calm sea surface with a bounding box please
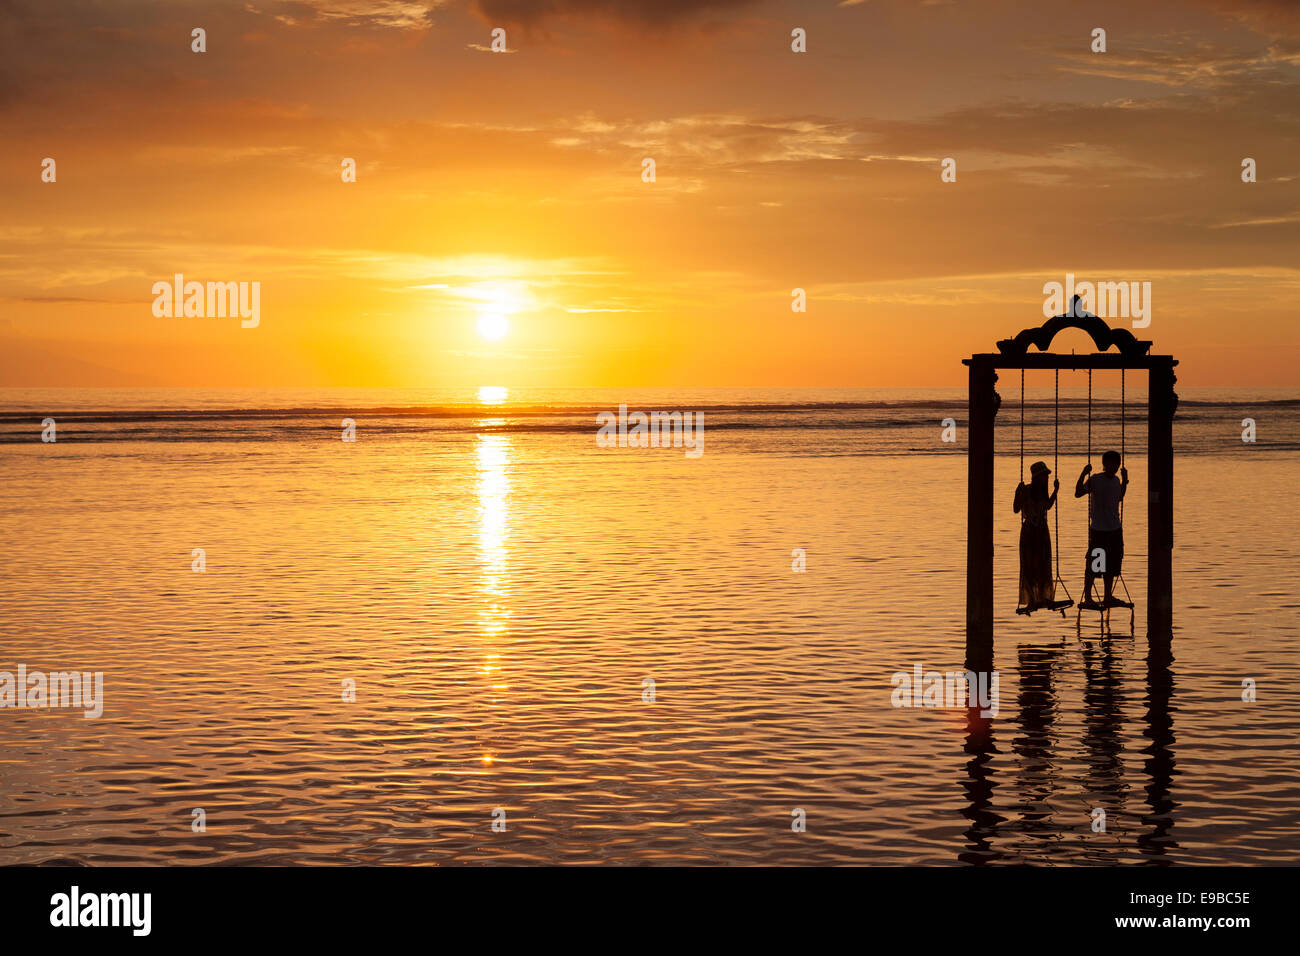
[1,387,1297,864]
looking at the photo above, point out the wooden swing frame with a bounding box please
[963,306,1178,660]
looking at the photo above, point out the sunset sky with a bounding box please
[2,0,1298,387]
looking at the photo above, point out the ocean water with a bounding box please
[0,387,1297,865]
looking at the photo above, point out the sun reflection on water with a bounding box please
[475,432,513,755]
[476,433,511,640]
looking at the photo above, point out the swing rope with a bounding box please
[1052,367,1072,610]
[1119,369,1125,524]
[1117,369,1133,618]
[1020,368,1025,483]
[1087,367,1092,559]
[1085,369,1096,607]
[1054,368,1059,572]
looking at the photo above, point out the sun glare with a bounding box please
[477,311,509,341]
[478,385,508,405]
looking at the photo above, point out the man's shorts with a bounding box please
[1086,528,1124,577]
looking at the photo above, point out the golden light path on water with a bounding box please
[475,415,511,766]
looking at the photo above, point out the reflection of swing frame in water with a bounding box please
[962,304,1179,657]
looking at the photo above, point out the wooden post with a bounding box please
[1147,361,1177,640]
[966,358,998,669]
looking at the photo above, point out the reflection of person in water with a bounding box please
[1013,460,1060,611]
[1076,450,1128,607]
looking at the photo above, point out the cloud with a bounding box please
[258,1,442,29]
[472,0,760,28]
[1197,0,1300,33]
[544,113,864,165]
[1211,212,1300,228]
[1053,41,1300,87]
[10,295,122,304]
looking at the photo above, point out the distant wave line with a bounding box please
[0,397,1294,424]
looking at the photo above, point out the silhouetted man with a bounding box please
[1076,450,1129,608]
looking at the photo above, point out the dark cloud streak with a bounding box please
[472,0,760,28]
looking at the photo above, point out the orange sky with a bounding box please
[1,0,1298,387]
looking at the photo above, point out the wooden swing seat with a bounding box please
[1078,596,1134,612]
[1016,596,1075,615]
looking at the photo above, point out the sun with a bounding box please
[477,311,509,341]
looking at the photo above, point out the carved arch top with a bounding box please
[996,309,1153,358]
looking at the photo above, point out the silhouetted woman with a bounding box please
[1013,460,1060,612]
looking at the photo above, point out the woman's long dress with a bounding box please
[1018,488,1056,609]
